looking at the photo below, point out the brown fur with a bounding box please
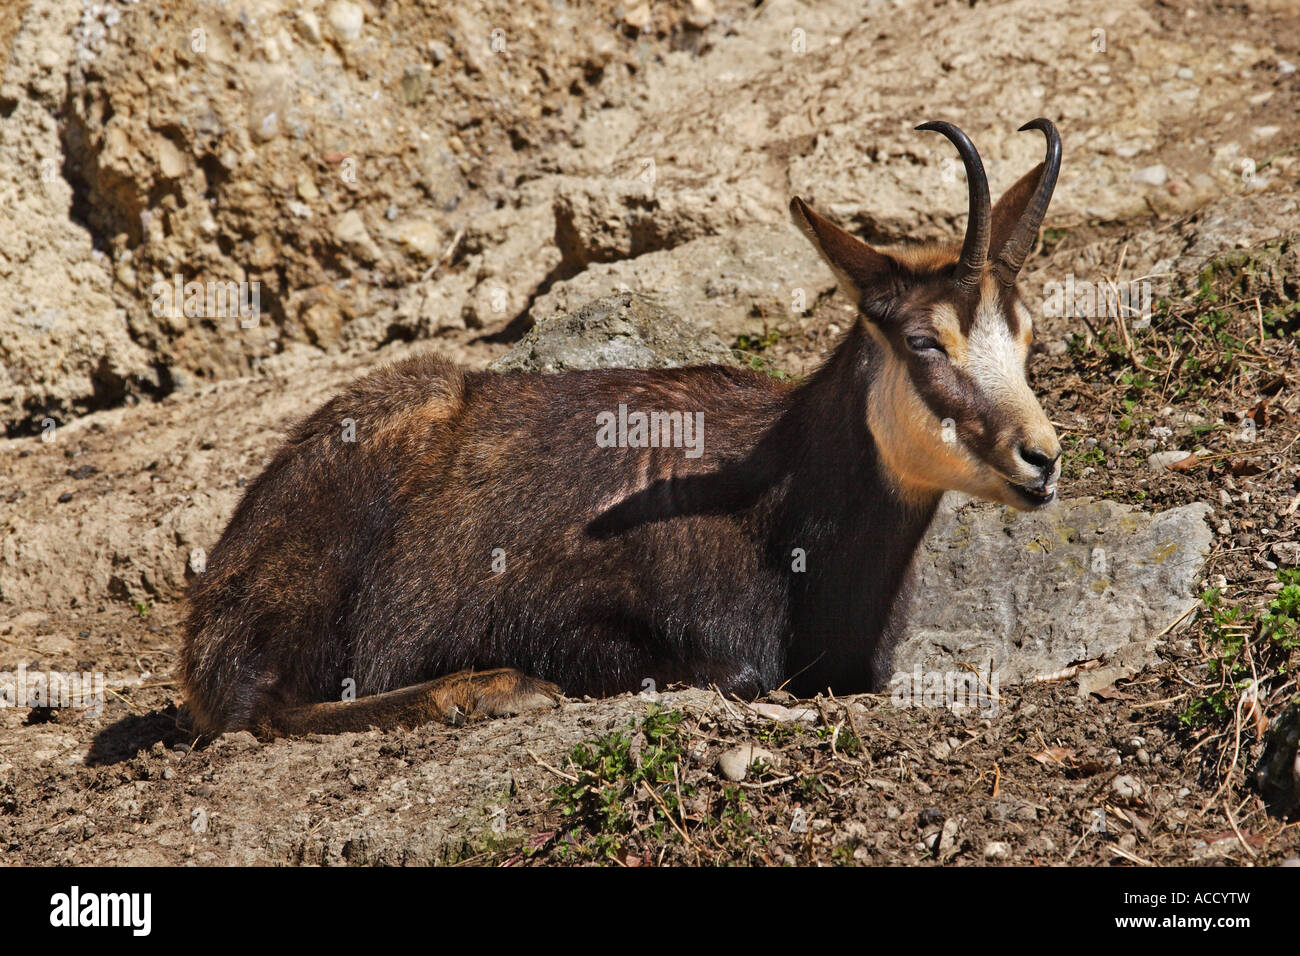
[183,122,1063,738]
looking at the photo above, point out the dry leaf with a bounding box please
[1248,398,1270,427]
[1166,453,1200,472]
[1242,687,1270,737]
[1090,684,1137,701]
[1031,746,1075,766]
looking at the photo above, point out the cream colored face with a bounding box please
[865,277,1061,509]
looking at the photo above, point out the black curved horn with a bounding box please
[916,121,990,295]
[994,118,1062,284]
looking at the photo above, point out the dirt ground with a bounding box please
[2,0,1300,866]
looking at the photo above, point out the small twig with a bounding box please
[420,226,464,282]
[709,684,746,723]
[1223,794,1259,860]
[1156,603,1199,638]
[829,719,844,759]
[1108,843,1154,866]
[1105,243,1137,364]
[642,781,694,847]
[1063,829,1089,863]
[0,633,44,659]
[1127,693,1189,710]
[525,748,577,783]
[105,686,144,716]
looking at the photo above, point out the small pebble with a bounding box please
[326,0,364,43]
[1132,164,1168,187]
[717,745,776,782]
[1112,774,1145,802]
[984,840,1011,860]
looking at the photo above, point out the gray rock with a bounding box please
[1256,699,1300,815]
[744,701,818,724]
[551,175,759,272]
[529,224,836,341]
[1272,542,1300,566]
[491,292,736,374]
[717,745,777,782]
[933,816,961,860]
[895,496,1213,685]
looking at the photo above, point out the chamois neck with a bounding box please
[771,319,943,694]
[774,319,941,524]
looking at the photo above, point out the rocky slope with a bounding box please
[1,0,1299,865]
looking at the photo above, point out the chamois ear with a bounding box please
[790,196,898,309]
[988,162,1046,269]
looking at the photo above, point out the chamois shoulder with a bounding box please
[484,361,786,391]
[458,361,790,418]
[286,351,467,446]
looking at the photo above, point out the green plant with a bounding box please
[1259,569,1300,654]
[732,329,793,381]
[551,706,691,860]
[1061,438,1104,478]
[733,328,784,352]
[1182,568,1300,727]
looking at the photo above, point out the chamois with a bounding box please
[181,119,1064,736]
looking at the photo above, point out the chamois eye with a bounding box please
[906,335,945,355]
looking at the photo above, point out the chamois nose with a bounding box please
[1016,443,1060,480]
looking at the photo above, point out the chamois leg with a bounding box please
[253,668,561,738]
